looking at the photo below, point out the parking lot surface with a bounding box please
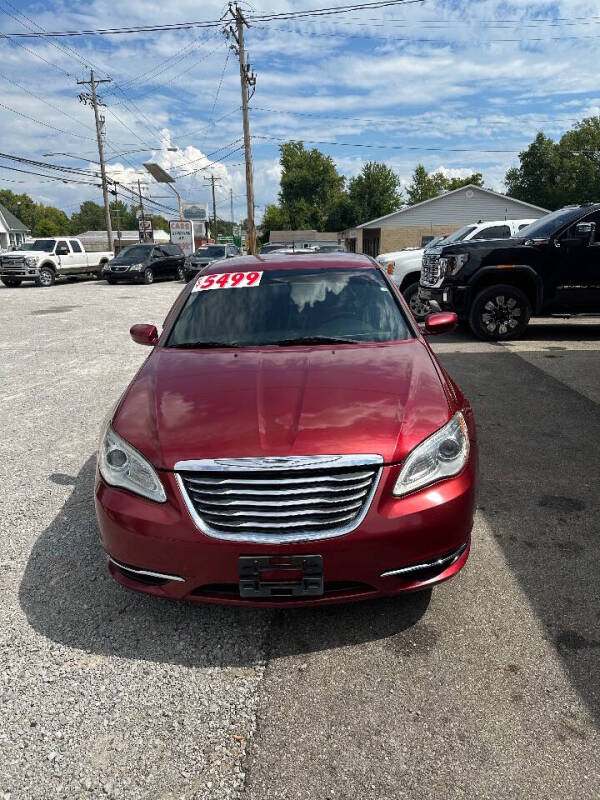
[1,279,599,799]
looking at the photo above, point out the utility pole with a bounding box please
[77,70,113,252]
[204,174,221,240]
[137,179,147,242]
[224,3,257,254]
[230,187,234,226]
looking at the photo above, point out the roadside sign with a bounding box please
[138,218,153,242]
[182,202,208,222]
[170,219,194,257]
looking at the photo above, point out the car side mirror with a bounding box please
[575,221,595,237]
[130,323,158,346]
[424,312,458,335]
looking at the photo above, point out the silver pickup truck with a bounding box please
[0,237,113,287]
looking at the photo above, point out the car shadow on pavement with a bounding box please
[19,456,430,669]
[437,349,600,728]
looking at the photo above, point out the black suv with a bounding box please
[419,203,600,340]
[103,243,185,284]
[183,244,239,281]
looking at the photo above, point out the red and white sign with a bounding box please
[192,271,263,292]
[170,219,194,257]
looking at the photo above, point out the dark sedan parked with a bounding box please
[182,244,239,281]
[102,243,185,285]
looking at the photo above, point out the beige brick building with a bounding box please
[341,185,548,257]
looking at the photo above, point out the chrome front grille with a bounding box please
[176,455,383,543]
[421,254,442,287]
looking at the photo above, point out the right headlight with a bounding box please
[393,412,469,497]
[98,423,166,503]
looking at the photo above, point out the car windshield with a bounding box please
[118,245,152,259]
[517,208,584,239]
[24,239,55,252]
[167,268,413,348]
[424,235,446,250]
[441,226,477,245]
[195,245,225,258]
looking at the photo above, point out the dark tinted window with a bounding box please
[518,208,586,239]
[69,239,83,252]
[167,268,412,348]
[472,225,511,240]
[167,244,183,255]
[119,245,153,259]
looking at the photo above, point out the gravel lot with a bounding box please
[1,278,599,799]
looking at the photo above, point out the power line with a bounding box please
[0,1,424,38]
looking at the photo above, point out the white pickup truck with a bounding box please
[376,219,537,320]
[0,237,113,287]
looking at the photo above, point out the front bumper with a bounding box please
[95,456,477,607]
[419,285,472,316]
[0,267,39,279]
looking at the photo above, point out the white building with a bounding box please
[0,203,29,251]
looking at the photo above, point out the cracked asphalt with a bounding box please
[1,277,599,799]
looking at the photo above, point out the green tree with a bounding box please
[406,164,441,205]
[259,203,290,244]
[443,172,484,191]
[0,189,70,234]
[505,132,562,210]
[32,206,70,236]
[279,141,345,230]
[347,162,402,223]
[34,218,61,236]
[70,200,106,234]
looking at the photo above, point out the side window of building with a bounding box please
[472,225,511,240]
[69,240,83,253]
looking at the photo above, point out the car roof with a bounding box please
[204,251,373,273]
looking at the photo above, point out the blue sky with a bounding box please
[1,0,600,222]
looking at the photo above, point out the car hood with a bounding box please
[1,250,47,258]
[110,257,145,265]
[190,254,222,263]
[438,237,526,256]
[112,340,451,470]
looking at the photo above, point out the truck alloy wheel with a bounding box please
[469,284,531,340]
[403,282,431,322]
[143,267,154,285]
[1,277,22,287]
[177,265,185,281]
[36,267,55,287]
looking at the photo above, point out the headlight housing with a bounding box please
[26,256,39,266]
[128,262,144,271]
[441,253,469,276]
[98,423,166,502]
[393,412,469,497]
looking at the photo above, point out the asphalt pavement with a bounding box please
[1,278,599,799]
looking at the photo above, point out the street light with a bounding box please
[142,162,183,220]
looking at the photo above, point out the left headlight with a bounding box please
[26,256,39,266]
[393,412,469,497]
[98,423,166,502]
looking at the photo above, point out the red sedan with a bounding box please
[95,252,477,606]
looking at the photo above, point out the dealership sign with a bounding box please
[182,202,208,222]
[170,219,194,257]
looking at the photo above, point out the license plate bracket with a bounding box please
[238,555,323,599]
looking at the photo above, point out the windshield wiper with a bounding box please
[168,341,241,349]
[273,336,360,346]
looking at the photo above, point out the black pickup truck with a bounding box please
[418,203,600,340]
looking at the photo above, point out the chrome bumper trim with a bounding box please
[380,542,468,578]
[108,556,185,583]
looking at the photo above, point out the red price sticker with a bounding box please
[193,271,263,292]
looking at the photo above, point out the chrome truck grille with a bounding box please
[176,455,383,544]
[420,253,443,287]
